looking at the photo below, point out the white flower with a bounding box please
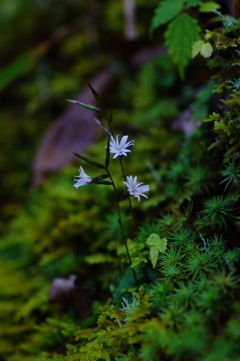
[109,135,134,159]
[73,166,92,188]
[123,176,149,202]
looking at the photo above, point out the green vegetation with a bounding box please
[1,1,240,361]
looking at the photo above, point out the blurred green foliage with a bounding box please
[1,1,240,361]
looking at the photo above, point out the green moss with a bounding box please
[2,2,240,361]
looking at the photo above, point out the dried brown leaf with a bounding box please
[32,69,112,187]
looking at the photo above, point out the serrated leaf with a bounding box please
[165,13,201,78]
[146,234,168,253]
[199,1,220,12]
[93,117,112,137]
[87,83,106,110]
[149,246,158,268]
[150,0,184,34]
[192,40,204,58]
[200,42,213,58]
[73,152,105,169]
[66,99,103,113]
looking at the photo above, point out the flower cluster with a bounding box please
[74,135,149,202]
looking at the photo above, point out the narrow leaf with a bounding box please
[73,152,105,169]
[105,137,110,168]
[165,13,201,78]
[149,246,158,268]
[118,193,129,202]
[92,174,109,182]
[225,143,240,157]
[150,0,184,34]
[95,180,113,185]
[199,1,221,12]
[88,83,106,109]
[66,99,103,113]
[93,117,112,137]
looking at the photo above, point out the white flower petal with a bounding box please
[109,135,134,159]
[136,184,150,193]
[73,166,92,188]
[123,175,149,202]
[120,135,128,148]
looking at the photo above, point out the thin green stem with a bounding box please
[106,167,137,284]
[105,113,138,231]
[105,114,114,137]
[118,157,138,231]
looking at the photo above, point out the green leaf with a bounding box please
[93,117,112,137]
[73,152,105,169]
[147,234,168,268]
[185,0,204,6]
[192,40,204,58]
[199,1,221,12]
[131,255,148,268]
[88,83,106,110]
[200,42,213,58]
[146,234,168,253]
[92,174,109,181]
[84,253,115,264]
[94,180,113,185]
[105,137,110,168]
[165,13,201,78]
[118,193,129,202]
[150,0,184,34]
[204,112,222,122]
[65,99,103,113]
[149,246,159,268]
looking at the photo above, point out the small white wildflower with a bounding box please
[109,135,134,159]
[73,166,92,188]
[124,175,149,202]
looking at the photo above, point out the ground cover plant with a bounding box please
[1,1,240,360]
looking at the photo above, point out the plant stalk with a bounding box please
[106,167,137,284]
[105,113,138,231]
